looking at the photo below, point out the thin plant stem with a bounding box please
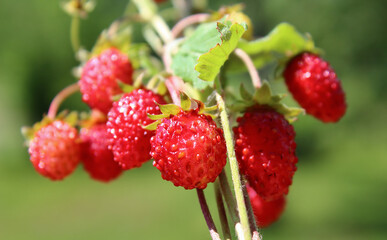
[171,13,210,38]
[196,189,222,240]
[214,179,232,240]
[70,15,80,53]
[234,48,261,88]
[216,92,253,240]
[241,179,260,240]
[151,15,173,43]
[219,170,239,224]
[48,83,80,119]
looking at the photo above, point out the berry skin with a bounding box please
[80,123,123,182]
[247,184,286,228]
[28,120,81,180]
[150,109,227,190]
[283,52,347,123]
[107,89,166,170]
[79,47,134,114]
[233,106,297,201]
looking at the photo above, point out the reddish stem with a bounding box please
[197,189,221,240]
[48,83,80,119]
[171,13,210,38]
[234,48,262,88]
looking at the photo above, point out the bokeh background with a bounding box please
[0,0,386,239]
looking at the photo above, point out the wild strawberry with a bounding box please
[107,89,166,170]
[28,120,81,180]
[80,123,123,182]
[283,52,347,122]
[247,184,286,228]
[150,109,227,190]
[79,47,134,114]
[234,106,297,201]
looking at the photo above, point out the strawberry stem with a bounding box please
[214,179,232,240]
[171,13,210,38]
[197,189,222,240]
[241,179,261,240]
[234,48,261,88]
[216,92,253,240]
[48,83,80,119]
[70,14,81,54]
[219,170,239,224]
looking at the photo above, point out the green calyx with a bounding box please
[21,111,78,146]
[143,93,218,131]
[239,80,304,122]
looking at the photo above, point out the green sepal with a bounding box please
[180,92,192,111]
[157,103,181,116]
[61,0,95,18]
[21,111,79,146]
[118,80,135,94]
[21,116,53,145]
[242,81,304,122]
[90,24,132,58]
[142,119,162,131]
[147,113,169,120]
[240,84,253,101]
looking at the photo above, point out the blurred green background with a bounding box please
[0,0,386,239]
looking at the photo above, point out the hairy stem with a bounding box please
[216,92,253,240]
[215,179,232,240]
[219,170,239,224]
[234,48,261,88]
[197,189,222,240]
[171,13,210,38]
[242,179,261,240]
[48,83,80,119]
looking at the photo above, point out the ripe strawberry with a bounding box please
[247,184,286,228]
[79,47,134,114]
[28,120,81,180]
[150,109,227,190]
[80,123,123,182]
[283,52,347,122]
[234,106,297,201]
[107,89,166,170]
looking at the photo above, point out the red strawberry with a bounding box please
[28,120,81,180]
[234,106,297,201]
[107,89,166,170]
[80,123,123,182]
[247,184,286,228]
[79,47,134,114]
[283,52,347,123]
[150,109,227,189]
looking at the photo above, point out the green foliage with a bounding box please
[227,23,319,72]
[196,22,246,82]
[172,21,245,90]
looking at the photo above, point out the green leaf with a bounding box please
[195,22,246,82]
[238,22,315,56]
[171,21,245,90]
[227,22,319,72]
[171,22,221,90]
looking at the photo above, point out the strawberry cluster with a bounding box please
[23,1,348,236]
